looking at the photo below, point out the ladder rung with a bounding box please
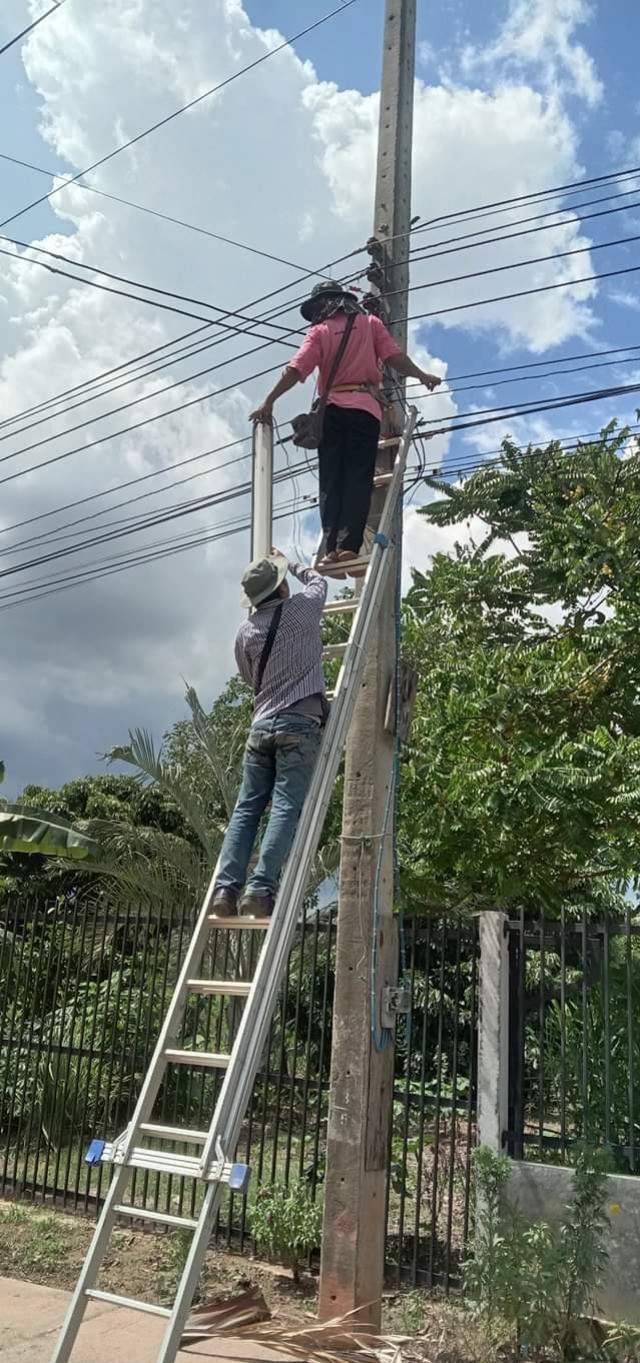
[317,555,370,577]
[378,435,402,448]
[208,914,271,929]
[322,599,357,615]
[140,1122,208,1143]
[322,643,347,660]
[102,1141,238,1184]
[165,1048,229,1068]
[373,471,393,487]
[186,978,251,996]
[114,1204,199,1230]
[86,1289,171,1319]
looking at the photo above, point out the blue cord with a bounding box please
[369,511,405,1053]
[369,471,416,1053]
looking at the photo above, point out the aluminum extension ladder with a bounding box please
[50,407,418,1363]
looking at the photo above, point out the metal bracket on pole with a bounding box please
[380,985,411,1028]
[251,420,273,563]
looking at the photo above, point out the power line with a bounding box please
[409,352,640,403]
[407,260,640,325]
[3,230,637,473]
[0,330,295,475]
[0,233,306,340]
[5,422,639,612]
[3,169,637,444]
[7,252,640,488]
[0,1,66,57]
[4,255,640,495]
[13,343,631,536]
[0,151,335,277]
[0,354,285,488]
[412,378,640,428]
[423,381,640,438]
[5,379,639,572]
[410,342,640,388]
[0,1,358,232]
[0,246,362,437]
[0,244,227,326]
[0,434,252,539]
[391,230,640,301]
[404,166,640,241]
[407,191,640,266]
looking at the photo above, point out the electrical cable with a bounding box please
[4,427,638,612]
[406,193,640,266]
[4,251,640,492]
[406,259,640,326]
[0,150,337,277]
[403,166,640,241]
[4,167,638,439]
[0,233,305,340]
[389,230,640,302]
[0,1,66,57]
[0,1,359,233]
[0,244,242,327]
[411,379,640,430]
[4,186,637,449]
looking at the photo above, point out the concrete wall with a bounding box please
[509,1161,640,1324]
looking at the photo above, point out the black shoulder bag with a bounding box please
[291,313,357,450]
[254,603,283,697]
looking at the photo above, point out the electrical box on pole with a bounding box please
[318,0,417,1329]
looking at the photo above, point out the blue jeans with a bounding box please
[216,714,323,899]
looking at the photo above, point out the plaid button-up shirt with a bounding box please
[235,563,328,722]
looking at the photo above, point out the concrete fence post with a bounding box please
[477,911,509,1152]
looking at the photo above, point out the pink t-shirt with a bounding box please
[289,312,402,421]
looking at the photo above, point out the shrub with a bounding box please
[466,1144,611,1359]
[250,1180,322,1282]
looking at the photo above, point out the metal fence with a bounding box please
[507,911,640,1173]
[0,894,478,1291]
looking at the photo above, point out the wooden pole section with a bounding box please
[318,0,416,1328]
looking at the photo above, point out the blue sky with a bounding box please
[0,0,639,796]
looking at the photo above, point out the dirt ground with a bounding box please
[0,1199,495,1362]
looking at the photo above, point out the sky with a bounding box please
[0,0,639,797]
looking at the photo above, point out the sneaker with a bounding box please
[238,893,275,919]
[211,887,238,917]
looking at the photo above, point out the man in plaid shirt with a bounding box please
[212,549,328,918]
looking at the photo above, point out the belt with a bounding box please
[329,382,385,402]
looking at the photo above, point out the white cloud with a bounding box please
[610,289,640,314]
[306,77,596,351]
[0,0,604,788]
[462,0,603,108]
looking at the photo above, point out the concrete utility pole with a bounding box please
[319,0,416,1328]
[250,420,273,560]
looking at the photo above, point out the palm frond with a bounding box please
[104,728,216,860]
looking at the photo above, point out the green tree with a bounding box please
[399,421,640,916]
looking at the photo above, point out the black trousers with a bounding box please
[318,404,380,554]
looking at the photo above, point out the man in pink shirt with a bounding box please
[250,282,441,575]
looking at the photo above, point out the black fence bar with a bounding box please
[0,893,479,1291]
[507,912,640,1173]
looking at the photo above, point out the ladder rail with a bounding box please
[155,409,417,1363]
[198,408,416,1176]
[49,409,417,1363]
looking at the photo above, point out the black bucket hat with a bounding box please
[300,280,359,323]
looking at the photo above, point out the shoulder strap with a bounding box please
[322,312,357,398]
[255,602,283,696]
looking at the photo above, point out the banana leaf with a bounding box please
[0,804,97,859]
